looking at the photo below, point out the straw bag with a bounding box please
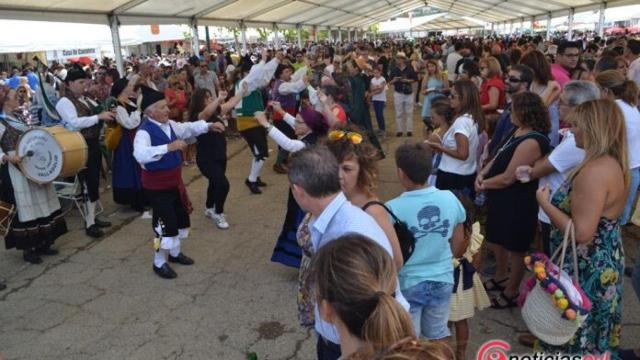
[521,221,591,346]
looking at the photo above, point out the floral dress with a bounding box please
[540,180,623,358]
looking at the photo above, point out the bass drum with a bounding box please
[17,125,88,184]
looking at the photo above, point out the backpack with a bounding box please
[363,201,416,264]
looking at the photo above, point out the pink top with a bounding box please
[550,64,571,88]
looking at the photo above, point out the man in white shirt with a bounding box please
[194,62,219,98]
[133,86,225,279]
[626,39,640,87]
[55,68,116,238]
[516,81,599,253]
[288,145,408,360]
[446,42,463,83]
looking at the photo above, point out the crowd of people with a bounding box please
[1,31,640,359]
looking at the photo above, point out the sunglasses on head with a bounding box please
[328,130,363,144]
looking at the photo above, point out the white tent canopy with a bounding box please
[0,0,636,30]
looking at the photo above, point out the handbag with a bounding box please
[363,201,416,264]
[104,122,123,151]
[521,221,592,346]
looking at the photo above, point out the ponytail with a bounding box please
[620,80,639,106]
[362,293,415,352]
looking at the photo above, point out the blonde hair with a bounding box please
[595,70,639,106]
[568,99,629,190]
[425,60,443,82]
[479,57,502,78]
[312,234,414,353]
[347,337,452,360]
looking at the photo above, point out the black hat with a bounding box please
[140,85,165,112]
[110,78,129,98]
[64,68,89,83]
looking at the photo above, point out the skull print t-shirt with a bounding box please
[386,186,466,290]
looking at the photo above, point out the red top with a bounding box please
[164,88,188,117]
[480,76,505,114]
[330,104,347,123]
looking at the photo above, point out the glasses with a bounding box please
[507,77,524,83]
[328,130,363,144]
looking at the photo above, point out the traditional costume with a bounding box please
[0,106,67,264]
[234,58,279,194]
[265,108,328,268]
[271,64,308,173]
[55,69,111,238]
[133,86,214,279]
[109,78,146,212]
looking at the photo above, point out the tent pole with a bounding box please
[273,23,279,48]
[546,13,552,40]
[205,26,211,53]
[598,2,606,38]
[567,8,575,40]
[109,15,124,76]
[297,24,303,49]
[190,18,200,56]
[240,21,247,52]
[338,27,342,43]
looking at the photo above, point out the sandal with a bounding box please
[491,292,519,309]
[483,277,509,292]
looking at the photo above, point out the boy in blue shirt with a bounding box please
[386,143,466,342]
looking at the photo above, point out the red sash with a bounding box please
[141,167,193,214]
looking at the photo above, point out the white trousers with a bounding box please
[394,92,415,133]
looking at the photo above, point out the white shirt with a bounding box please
[446,52,462,82]
[538,132,585,223]
[278,66,308,95]
[628,57,640,88]
[55,96,99,130]
[267,113,306,153]
[115,102,141,130]
[438,114,479,176]
[370,76,387,102]
[133,118,209,167]
[616,99,640,169]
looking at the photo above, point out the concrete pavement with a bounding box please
[1,107,639,360]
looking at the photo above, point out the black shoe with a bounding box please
[35,247,59,256]
[0,281,5,291]
[168,252,195,265]
[407,132,412,137]
[256,177,267,187]
[396,132,403,137]
[94,217,111,228]
[153,263,177,279]
[272,163,288,174]
[23,250,43,264]
[245,179,262,194]
[85,225,104,238]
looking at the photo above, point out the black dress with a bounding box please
[485,131,550,253]
[196,113,229,213]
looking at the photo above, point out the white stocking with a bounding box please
[85,201,96,228]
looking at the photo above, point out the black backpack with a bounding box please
[363,201,416,264]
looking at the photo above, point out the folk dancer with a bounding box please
[55,68,116,238]
[133,86,226,279]
[0,85,67,264]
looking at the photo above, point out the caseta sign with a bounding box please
[47,48,99,61]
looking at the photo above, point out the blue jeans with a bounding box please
[621,167,640,225]
[402,280,453,340]
[372,100,386,131]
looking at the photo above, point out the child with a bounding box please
[370,66,387,135]
[448,191,490,360]
[425,98,454,186]
[386,143,466,344]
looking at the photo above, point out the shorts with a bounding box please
[240,126,269,161]
[401,280,453,340]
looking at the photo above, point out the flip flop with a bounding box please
[483,277,509,292]
[491,291,519,309]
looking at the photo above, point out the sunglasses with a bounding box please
[328,130,363,144]
[507,77,524,83]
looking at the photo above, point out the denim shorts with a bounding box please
[401,280,454,340]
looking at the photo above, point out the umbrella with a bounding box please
[66,56,94,65]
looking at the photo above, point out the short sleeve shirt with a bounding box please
[438,114,479,175]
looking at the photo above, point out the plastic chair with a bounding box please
[54,175,103,222]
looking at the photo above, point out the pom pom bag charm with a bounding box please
[521,221,591,346]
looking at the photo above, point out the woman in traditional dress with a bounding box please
[0,85,67,264]
[110,77,146,212]
[255,103,329,268]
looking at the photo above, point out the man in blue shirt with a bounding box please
[386,143,466,343]
[288,145,408,360]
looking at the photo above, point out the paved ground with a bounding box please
[1,102,639,360]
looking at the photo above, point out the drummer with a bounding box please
[0,85,68,264]
[55,68,116,238]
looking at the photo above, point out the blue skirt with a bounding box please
[271,190,304,268]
